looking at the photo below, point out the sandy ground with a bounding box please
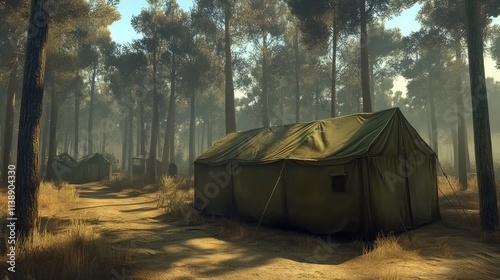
[55,182,500,280]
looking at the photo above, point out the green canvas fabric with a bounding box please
[70,153,111,184]
[194,108,440,238]
[196,108,434,165]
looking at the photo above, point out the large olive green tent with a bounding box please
[194,108,440,238]
[70,153,111,184]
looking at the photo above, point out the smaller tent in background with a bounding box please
[53,152,79,181]
[70,153,111,184]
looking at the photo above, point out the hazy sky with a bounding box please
[109,1,500,93]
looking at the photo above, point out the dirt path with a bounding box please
[62,182,500,280]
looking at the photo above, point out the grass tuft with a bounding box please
[38,181,79,215]
[363,233,405,259]
[156,176,194,217]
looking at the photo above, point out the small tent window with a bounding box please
[330,166,346,192]
[331,173,346,192]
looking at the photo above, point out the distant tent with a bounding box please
[194,108,440,239]
[70,153,111,184]
[53,153,78,181]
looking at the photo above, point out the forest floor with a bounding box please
[40,177,500,280]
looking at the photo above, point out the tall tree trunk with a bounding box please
[139,98,145,174]
[163,54,176,172]
[200,119,206,154]
[262,32,270,128]
[121,118,127,172]
[127,106,133,175]
[452,128,458,172]
[188,91,196,175]
[1,58,18,183]
[224,8,236,134]
[370,57,375,108]
[465,0,499,232]
[74,90,79,159]
[45,80,58,181]
[102,129,106,154]
[136,110,140,156]
[331,12,338,118]
[455,40,468,190]
[149,48,159,182]
[465,126,471,172]
[16,0,50,239]
[87,63,97,154]
[360,0,372,113]
[428,76,438,157]
[40,101,50,176]
[169,105,176,164]
[207,110,212,147]
[314,89,320,120]
[294,26,300,123]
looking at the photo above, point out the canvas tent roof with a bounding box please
[78,153,110,163]
[196,108,434,165]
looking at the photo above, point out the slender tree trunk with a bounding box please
[314,89,320,120]
[149,48,159,182]
[262,32,270,128]
[45,80,58,181]
[127,106,133,175]
[455,40,468,190]
[1,58,18,183]
[74,90,79,159]
[121,118,127,172]
[294,26,300,123]
[200,119,205,154]
[169,105,175,164]
[136,110,140,156]
[88,63,97,154]
[465,127,471,172]
[331,13,338,118]
[163,54,176,172]
[224,8,236,134]
[452,128,458,172]
[465,0,499,232]
[207,110,212,147]
[428,76,438,157]
[139,99,145,174]
[102,129,106,154]
[15,0,50,239]
[370,57,375,107]
[188,90,196,175]
[40,102,49,176]
[360,0,372,113]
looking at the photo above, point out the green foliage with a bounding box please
[492,28,500,69]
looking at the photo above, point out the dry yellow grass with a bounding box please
[12,220,117,280]
[378,269,401,280]
[105,173,146,190]
[363,233,406,259]
[156,176,194,217]
[38,181,79,215]
[0,181,122,280]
